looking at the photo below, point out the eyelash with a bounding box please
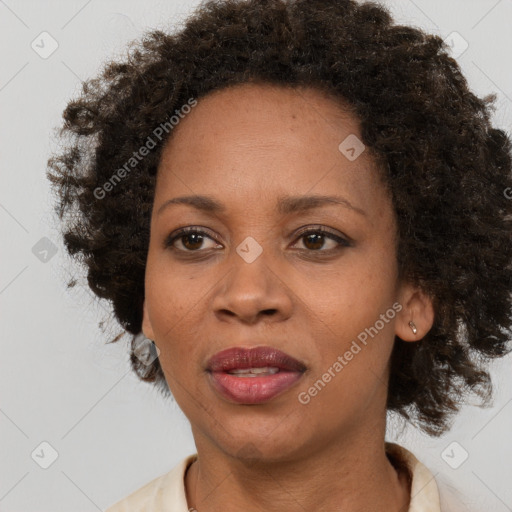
[163,225,352,256]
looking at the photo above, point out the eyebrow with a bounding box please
[156,194,366,217]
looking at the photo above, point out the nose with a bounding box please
[212,248,294,325]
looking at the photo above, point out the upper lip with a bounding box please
[206,346,307,373]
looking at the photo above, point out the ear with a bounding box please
[142,299,155,341]
[395,282,435,342]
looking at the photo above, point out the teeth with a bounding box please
[228,367,280,376]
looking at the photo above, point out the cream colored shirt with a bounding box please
[105,442,441,511]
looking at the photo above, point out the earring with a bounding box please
[132,333,160,366]
[408,321,417,335]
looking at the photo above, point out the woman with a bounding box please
[47,0,512,510]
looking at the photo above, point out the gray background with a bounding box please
[1,0,511,510]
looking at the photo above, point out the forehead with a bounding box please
[155,83,386,216]
[162,82,362,152]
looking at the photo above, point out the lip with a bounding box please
[207,346,307,373]
[206,346,307,404]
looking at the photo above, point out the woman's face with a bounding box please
[143,83,425,461]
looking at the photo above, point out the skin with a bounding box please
[142,82,434,512]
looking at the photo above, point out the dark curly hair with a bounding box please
[47,0,512,436]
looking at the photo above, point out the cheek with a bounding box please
[298,244,398,333]
[297,284,398,426]
[144,264,206,366]
[145,247,208,325]
[293,240,399,392]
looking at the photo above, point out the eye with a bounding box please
[164,227,222,252]
[292,226,352,252]
[164,225,352,254]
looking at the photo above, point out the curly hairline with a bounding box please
[47,0,512,436]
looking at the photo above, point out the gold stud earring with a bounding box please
[408,321,417,335]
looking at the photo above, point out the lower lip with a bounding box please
[208,370,304,404]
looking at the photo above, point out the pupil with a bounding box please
[184,233,203,250]
[305,233,323,250]
[181,233,326,251]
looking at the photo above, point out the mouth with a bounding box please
[224,366,281,377]
[206,346,307,404]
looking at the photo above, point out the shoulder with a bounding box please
[104,453,198,512]
[385,442,470,512]
[386,441,442,512]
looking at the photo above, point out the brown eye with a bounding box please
[302,232,330,251]
[164,225,351,255]
[164,227,221,252]
[293,227,351,252]
[179,232,206,251]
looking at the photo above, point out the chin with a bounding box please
[214,428,310,464]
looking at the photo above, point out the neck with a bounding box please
[185,425,411,512]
